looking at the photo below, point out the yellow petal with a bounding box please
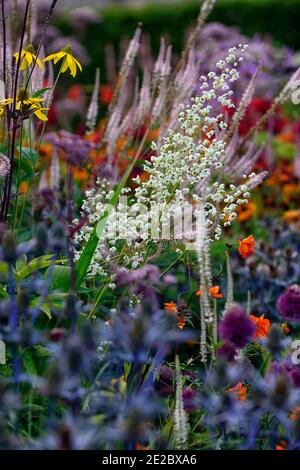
[25,52,33,66]
[61,57,69,74]
[43,53,57,62]
[33,108,48,121]
[73,57,82,72]
[36,57,44,70]
[20,58,28,71]
[67,54,76,77]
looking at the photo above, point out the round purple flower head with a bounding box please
[277,284,300,323]
[217,342,237,361]
[219,304,255,348]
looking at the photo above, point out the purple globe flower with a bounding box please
[219,304,255,348]
[277,284,300,323]
[217,342,237,361]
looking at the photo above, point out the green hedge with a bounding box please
[57,0,300,84]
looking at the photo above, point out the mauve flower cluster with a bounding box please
[46,131,95,167]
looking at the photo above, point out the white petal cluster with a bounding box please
[74,45,264,279]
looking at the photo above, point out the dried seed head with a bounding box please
[0,154,10,178]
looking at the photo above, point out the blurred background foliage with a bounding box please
[56,0,300,84]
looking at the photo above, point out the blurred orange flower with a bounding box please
[283,209,300,225]
[250,314,270,339]
[238,234,255,259]
[237,202,256,222]
[275,440,287,450]
[177,316,186,330]
[135,443,150,450]
[281,323,290,334]
[196,286,222,298]
[227,382,247,401]
[209,286,223,298]
[164,301,177,314]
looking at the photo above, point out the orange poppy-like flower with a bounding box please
[209,286,223,299]
[196,286,222,299]
[281,323,290,335]
[238,234,255,259]
[275,440,287,450]
[237,202,256,222]
[177,315,186,330]
[250,314,270,339]
[164,301,177,314]
[227,382,247,401]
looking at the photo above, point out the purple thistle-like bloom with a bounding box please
[46,131,95,167]
[217,342,237,361]
[219,304,255,348]
[182,388,198,412]
[277,284,300,323]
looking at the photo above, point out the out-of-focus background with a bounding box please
[45,0,300,85]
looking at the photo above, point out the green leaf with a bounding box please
[0,284,8,299]
[14,157,36,182]
[31,292,68,318]
[15,255,67,281]
[22,350,38,386]
[31,87,51,98]
[17,145,39,165]
[47,265,71,292]
[74,158,137,291]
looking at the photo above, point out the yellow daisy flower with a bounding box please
[44,45,82,78]
[0,88,49,122]
[14,44,43,71]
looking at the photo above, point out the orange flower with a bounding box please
[227,382,247,401]
[275,440,287,450]
[283,209,300,225]
[19,182,28,194]
[237,202,256,222]
[250,314,270,339]
[278,131,295,143]
[238,234,255,259]
[209,286,223,299]
[135,443,150,450]
[177,315,186,330]
[196,286,222,298]
[281,323,290,335]
[164,301,177,314]
[283,183,300,204]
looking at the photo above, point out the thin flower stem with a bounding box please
[23,0,58,97]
